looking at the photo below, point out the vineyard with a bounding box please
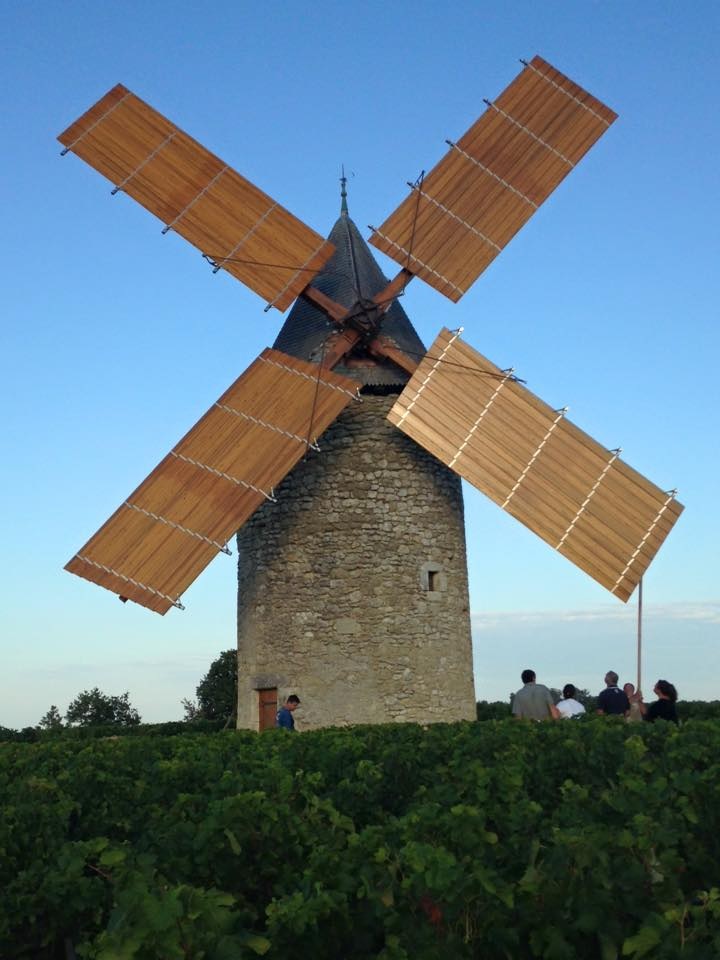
[2,719,720,959]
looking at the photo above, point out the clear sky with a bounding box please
[2,0,718,728]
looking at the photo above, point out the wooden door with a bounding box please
[258,688,278,731]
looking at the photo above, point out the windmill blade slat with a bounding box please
[67,519,218,614]
[388,329,682,601]
[487,65,608,170]
[419,151,533,252]
[504,491,630,585]
[65,349,358,613]
[404,335,682,533]
[371,376,645,592]
[370,56,617,300]
[58,84,334,311]
[500,447,677,552]
[392,367,672,601]
[502,469,659,575]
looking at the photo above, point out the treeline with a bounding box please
[3,699,720,742]
[0,718,226,743]
[0,650,239,742]
[2,720,720,958]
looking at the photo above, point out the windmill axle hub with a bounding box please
[343,298,383,339]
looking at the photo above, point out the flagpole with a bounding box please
[637,577,643,693]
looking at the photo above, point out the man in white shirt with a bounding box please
[556,683,586,719]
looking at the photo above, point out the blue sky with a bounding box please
[2,0,718,727]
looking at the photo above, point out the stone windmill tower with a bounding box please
[58,58,683,732]
[236,183,475,730]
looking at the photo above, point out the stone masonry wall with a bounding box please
[236,393,475,731]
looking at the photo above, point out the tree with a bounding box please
[65,688,141,727]
[38,705,64,729]
[574,688,596,710]
[184,650,237,723]
[181,697,202,722]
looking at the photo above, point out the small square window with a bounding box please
[421,563,445,593]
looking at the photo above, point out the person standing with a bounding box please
[597,671,630,717]
[276,694,300,731]
[512,670,560,721]
[556,683,586,719]
[643,680,679,724]
[623,682,644,723]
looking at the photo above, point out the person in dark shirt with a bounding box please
[643,680,679,724]
[276,694,300,731]
[597,671,630,717]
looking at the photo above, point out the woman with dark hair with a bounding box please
[556,683,586,719]
[643,680,679,724]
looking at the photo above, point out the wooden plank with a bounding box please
[395,333,681,537]
[301,285,348,322]
[367,336,419,376]
[65,349,359,613]
[58,86,334,311]
[370,57,616,300]
[389,330,683,601]
[395,387,677,568]
[398,333,681,532]
[527,56,617,127]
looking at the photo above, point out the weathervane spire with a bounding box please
[340,164,348,217]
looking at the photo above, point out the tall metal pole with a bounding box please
[637,577,643,693]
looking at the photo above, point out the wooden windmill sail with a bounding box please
[58,57,683,628]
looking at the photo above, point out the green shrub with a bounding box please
[678,700,720,721]
[475,700,510,721]
[2,720,720,957]
[0,718,225,744]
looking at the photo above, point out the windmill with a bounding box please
[58,57,683,730]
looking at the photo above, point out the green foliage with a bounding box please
[190,649,238,722]
[0,724,41,742]
[2,720,720,957]
[65,688,141,727]
[39,705,64,729]
[475,700,510,721]
[679,700,720,721]
[574,687,597,709]
[181,696,202,721]
[0,718,225,744]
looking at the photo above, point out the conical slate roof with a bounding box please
[273,205,426,388]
